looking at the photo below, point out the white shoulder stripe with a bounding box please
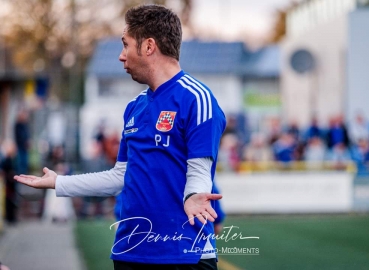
[177,79,201,125]
[184,75,212,120]
[181,76,208,122]
[129,89,148,103]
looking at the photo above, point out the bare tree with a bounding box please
[0,0,193,101]
[268,2,298,44]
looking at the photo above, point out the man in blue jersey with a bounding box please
[15,4,226,270]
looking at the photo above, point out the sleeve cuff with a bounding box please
[55,175,66,197]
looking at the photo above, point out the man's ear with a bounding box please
[145,38,156,56]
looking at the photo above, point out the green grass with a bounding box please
[217,214,369,270]
[75,214,369,270]
[75,219,116,270]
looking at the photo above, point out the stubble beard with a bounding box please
[130,66,148,85]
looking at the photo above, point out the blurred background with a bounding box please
[1,0,369,269]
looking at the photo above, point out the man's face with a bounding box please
[119,26,147,84]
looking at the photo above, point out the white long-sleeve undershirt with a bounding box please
[55,161,126,197]
[55,157,213,199]
[184,157,213,200]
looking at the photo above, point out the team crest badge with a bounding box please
[156,111,177,132]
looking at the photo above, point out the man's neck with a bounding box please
[147,57,181,91]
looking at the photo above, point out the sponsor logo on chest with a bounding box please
[156,111,177,132]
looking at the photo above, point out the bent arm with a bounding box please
[184,157,212,201]
[184,157,222,225]
[56,161,126,197]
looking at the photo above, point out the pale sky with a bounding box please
[190,0,297,45]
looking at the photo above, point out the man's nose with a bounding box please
[119,51,126,62]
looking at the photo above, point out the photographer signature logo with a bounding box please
[110,216,259,255]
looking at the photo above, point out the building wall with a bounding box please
[287,0,356,39]
[281,14,348,127]
[346,9,369,122]
[81,76,144,158]
[193,74,243,114]
[243,78,281,132]
[84,75,145,104]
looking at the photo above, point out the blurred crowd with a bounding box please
[219,113,369,173]
[2,109,369,223]
[0,109,121,224]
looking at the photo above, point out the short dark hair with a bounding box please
[125,4,182,61]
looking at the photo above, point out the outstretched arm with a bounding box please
[14,162,126,197]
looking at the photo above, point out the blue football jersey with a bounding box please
[111,70,226,264]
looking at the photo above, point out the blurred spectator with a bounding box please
[349,113,369,145]
[47,145,66,168]
[1,140,18,224]
[286,120,300,141]
[14,109,30,175]
[305,117,323,141]
[267,117,281,145]
[273,133,296,165]
[104,131,120,165]
[243,133,273,162]
[304,137,327,169]
[218,133,240,171]
[94,120,107,153]
[327,143,351,170]
[326,115,350,149]
[95,120,106,144]
[223,115,238,136]
[351,138,369,173]
[293,141,306,161]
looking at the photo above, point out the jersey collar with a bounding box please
[147,70,185,98]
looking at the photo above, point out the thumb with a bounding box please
[207,193,222,201]
[43,167,50,174]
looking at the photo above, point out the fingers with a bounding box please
[188,211,215,225]
[205,206,218,221]
[20,174,38,180]
[187,214,195,225]
[14,175,36,181]
[187,212,208,225]
[195,214,207,225]
[207,193,222,201]
[14,175,39,187]
[43,167,50,174]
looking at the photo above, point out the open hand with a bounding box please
[184,193,222,225]
[14,167,57,189]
